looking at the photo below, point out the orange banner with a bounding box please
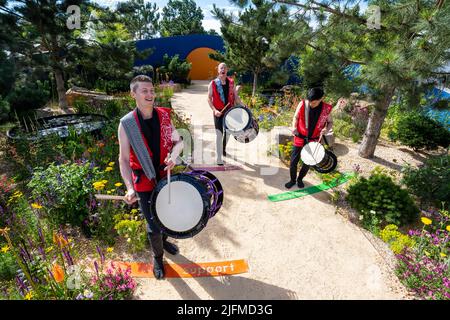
[115,259,249,278]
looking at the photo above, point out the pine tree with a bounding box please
[212,0,294,96]
[160,0,205,37]
[231,0,450,158]
[116,0,160,40]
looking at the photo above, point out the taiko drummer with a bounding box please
[207,62,246,165]
[285,87,334,189]
[118,75,184,279]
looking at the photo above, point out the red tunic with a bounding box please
[129,107,173,192]
[293,100,333,147]
[211,77,236,111]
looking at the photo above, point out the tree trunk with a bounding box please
[53,67,69,113]
[252,72,258,97]
[358,88,395,158]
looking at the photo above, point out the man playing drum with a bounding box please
[118,75,184,279]
[207,62,246,165]
[285,87,333,189]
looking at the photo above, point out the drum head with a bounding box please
[224,107,250,132]
[151,174,210,239]
[301,142,326,166]
[234,118,259,143]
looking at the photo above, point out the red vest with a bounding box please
[211,77,235,111]
[294,100,333,147]
[129,107,173,192]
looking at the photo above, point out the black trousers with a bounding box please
[214,114,230,157]
[137,191,167,259]
[289,146,310,182]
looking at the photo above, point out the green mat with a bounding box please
[268,172,355,202]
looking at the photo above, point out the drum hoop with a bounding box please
[150,173,211,239]
[313,150,338,173]
[188,170,224,217]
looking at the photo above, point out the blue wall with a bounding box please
[135,34,225,67]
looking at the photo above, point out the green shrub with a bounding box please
[402,154,450,209]
[0,96,10,123]
[389,113,450,151]
[158,54,191,84]
[0,250,18,281]
[113,210,147,253]
[27,162,101,227]
[346,168,419,231]
[7,80,50,113]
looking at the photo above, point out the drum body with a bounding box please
[223,105,259,143]
[150,171,223,239]
[300,141,337,174]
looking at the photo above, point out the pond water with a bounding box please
[7,114,109,141]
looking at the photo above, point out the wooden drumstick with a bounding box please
[95,194,140,201]
[221,102,230,113]
[168,166,171,205]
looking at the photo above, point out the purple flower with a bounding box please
[96,245,105,264]
[94,261,99,276]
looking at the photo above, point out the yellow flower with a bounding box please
[421,217,432,225]
[114,182,123,187]
[13,191,23,197]
[1,245,10,253]
[107,190,112,194]
[31,203,43,209]
[24,291,33,300]
[52,232,68,248]
[440,253,447,258]
[447,225,450,232]
[45,246,54,253]
[93,181,106,191]
[424,250,430,257]
[105,167,113,172]
[87,147,95,153]
[101,180,108,184]
[130,209,138,214]
[108,162,115,166]
[106,247,114,253]
[127,238,131,243]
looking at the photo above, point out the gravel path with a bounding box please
[134,81,416,300]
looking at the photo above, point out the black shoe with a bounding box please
[163,240,179,255]
[153,257,165,280]
[297,180,305,188]
[285,180,296,189]
[217,159,224,166]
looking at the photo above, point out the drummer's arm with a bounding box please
[118,123,137,203]
[291,101,302,133]
[325,112,333,133]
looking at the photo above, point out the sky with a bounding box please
[93,1,371,34]
[93,0,244,33]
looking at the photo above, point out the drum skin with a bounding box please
[150,174,211,239]
[223,105,259,143]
